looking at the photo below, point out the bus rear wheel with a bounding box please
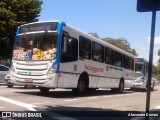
[39,87,50,94]
[111,80,124,93]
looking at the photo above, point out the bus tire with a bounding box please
[119,79,124,93]
[39,87,50,94]
[111,79,124,93]
[73,73,89,95]
[77,79,88,94]
[7,85,13,88]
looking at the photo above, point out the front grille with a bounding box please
[14,61,49,76]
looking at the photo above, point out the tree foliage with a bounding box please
[157,64,160,80]
[88,32,137,56]
[102,37,138,56]
[0,0,42,59]
[88,32,100,38]
[158,49,160,56]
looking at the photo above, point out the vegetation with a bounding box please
[157,49,160,80]
[157,64,160,80]
[158,49,160,56]
[88,32,100,38]
[88,33,137,56]
[102,37,137,56]
[0,0,42,60]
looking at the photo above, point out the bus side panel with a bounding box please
[59,73,79,88]
[99,65,114,88]
[58,62,79,88]
[88,75,99,88]
[123,69,134,88]
[113,68,123,87]
[100,77,116,88]
[79,60,100,88]
[58,73,64,87]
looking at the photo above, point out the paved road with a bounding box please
[0,84,160,119]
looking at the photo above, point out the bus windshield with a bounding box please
[13,32,57,61]
[135,63,143,77]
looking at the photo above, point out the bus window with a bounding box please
[115,51,122,67]
[123,55,129,69]
[129,58,134,70]
[79,36,91,60]
[61,35,78,62]
[92,41,104,63]
[105,47,114,65]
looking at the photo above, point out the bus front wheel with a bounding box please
[72,79,88,95]
[39,87,50,94]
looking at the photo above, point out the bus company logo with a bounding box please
[2,112,42,118]
[84,65,104,73]
[2,112,11,117]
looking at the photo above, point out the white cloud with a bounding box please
[148,36,160,45]
[138,47,159,66]
[145,36,160,65]
[139,47,145,50]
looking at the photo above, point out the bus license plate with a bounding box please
[24,78,33,82]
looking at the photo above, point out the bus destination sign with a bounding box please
[18,22,58,34]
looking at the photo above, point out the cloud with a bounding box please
[139,47,145,50]
[146,36,160,65]
[138,47,159,65]
[154,36,160,45]
[148,36,160,45]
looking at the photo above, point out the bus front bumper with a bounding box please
[11,72,59,88]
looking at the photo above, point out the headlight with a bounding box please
[11,64,15,73]
[47,65,56,75]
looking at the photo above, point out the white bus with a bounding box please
[132,57,156,90]
[11,20,135,94]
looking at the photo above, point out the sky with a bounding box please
[39,0,160,65]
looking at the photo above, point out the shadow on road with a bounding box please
[15,89,135,99]
[36,106,144,120]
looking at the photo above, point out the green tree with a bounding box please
[0,0,42,59]
[88,32,100,38]
[157,64,160,80]
[102,37,138,56]
[158,49,160,56]
[158,49,160,64]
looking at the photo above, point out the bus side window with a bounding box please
[61,35,78,63]
[123,55,129,69]
[105,47,114,65]
[115,51,122,67]
[129,58,134,70]
[92,41,104,63]
[79,36,91,60]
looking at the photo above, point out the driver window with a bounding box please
[61,32,78,62]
